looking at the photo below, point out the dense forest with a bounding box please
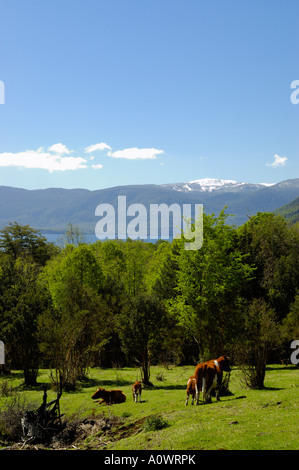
[0,209,298,390]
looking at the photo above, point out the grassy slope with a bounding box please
[1,365,299,450]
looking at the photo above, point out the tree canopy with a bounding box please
[0,211,298,389]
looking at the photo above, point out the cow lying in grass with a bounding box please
[132,381,142,403]
[91,387,126,405]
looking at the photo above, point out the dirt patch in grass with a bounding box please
[1,413,147,450]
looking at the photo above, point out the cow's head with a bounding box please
[218,355,231,372]
[91,387,105,400]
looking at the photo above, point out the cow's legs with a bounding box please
[206,375,218,403]
[133,391,141,403]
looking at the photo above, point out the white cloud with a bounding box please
[0,142,165,173]
[107,147,164,160]
[48,143,72,154]
[266,154,287,168]
[0,146,87,172]
[85,142,111,153]
[91,164,103,170]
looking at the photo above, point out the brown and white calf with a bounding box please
[185,375,197,406]
[132,381,142,403]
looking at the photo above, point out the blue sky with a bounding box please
[0,0,298,190]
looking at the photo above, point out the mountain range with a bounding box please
[0,178,299,237]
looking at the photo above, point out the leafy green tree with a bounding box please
[237,212,299,319]
[281,291,299,362]
[0,256,49,384]
[0,224,57,384]
[0,222,58,264]
[145,240,180,300]
[144,239,190,364]
[117,293,166,384]
[168,209,255,360]
[91,240,127,366]
[38,244,108,389]
[235,298,281,389]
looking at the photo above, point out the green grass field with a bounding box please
[1,364,298,450]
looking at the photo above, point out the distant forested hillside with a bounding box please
[275,196,299,224]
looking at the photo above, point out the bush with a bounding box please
[0,393,38,442]
[235,299,282,389]
[143,415,169,432]
[0,380,13,398]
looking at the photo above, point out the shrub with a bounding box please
[143,415,169,432]
[0,393,38,442]
[0,380,13,398]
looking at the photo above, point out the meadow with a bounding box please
[0,364,298,450]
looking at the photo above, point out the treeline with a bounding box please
[0,210,298,390]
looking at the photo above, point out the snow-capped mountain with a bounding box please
[162,178,275,193]
[0,178,298,233]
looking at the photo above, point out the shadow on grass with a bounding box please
[82,378,133,389]
[266,365,298,371]
[146,384,187,391]
[259,386,285,391]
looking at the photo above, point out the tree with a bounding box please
[121,239,156,297]
[0,222,58,264]
[0,256,49,384]
[91,240,127,366]
[235,298,281,389]
[117,294,166,384]
[168,209,255,360]
[281,291,299,364]
[237,212,299,319]
[0,223,57,384]
[58,223,86,247]
[38,245,108,389]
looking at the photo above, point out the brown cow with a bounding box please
[132,381,142,403]
[185,375,197,406]
[91,387,126,405]
[194,355,231,405]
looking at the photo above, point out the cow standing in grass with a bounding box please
[194,355,231,405]
[132,381,142,403]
